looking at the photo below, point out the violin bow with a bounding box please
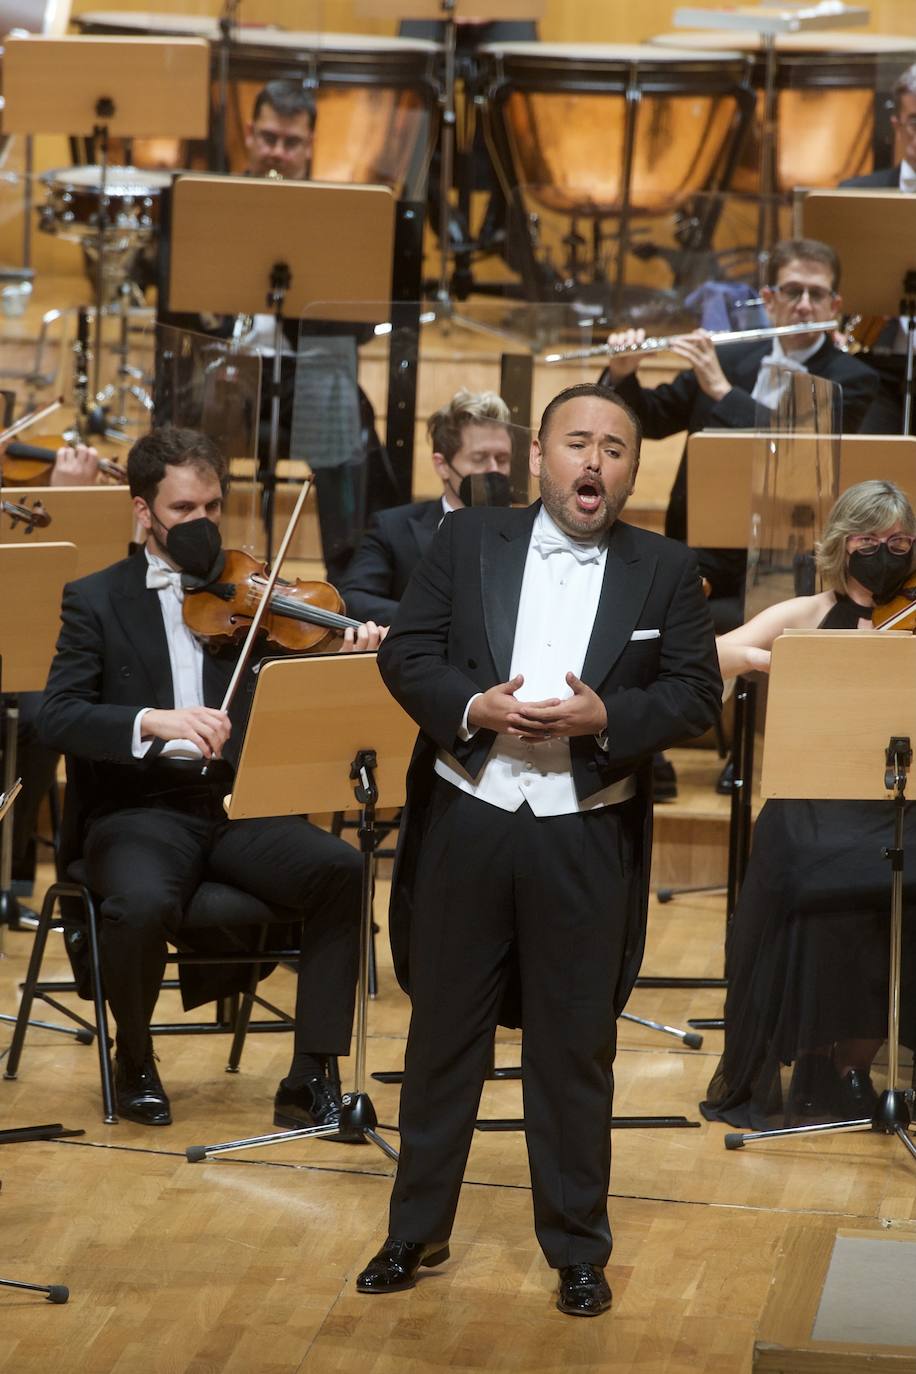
[0,396,65,447]
[215,473,315,721]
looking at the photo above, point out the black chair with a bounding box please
[3,861,323,1123]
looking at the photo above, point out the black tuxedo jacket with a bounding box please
[38,552,274,1004]
[337,499,441,624]
[840,165,901,189]
[377,503,723,1021]
[605,337,879,544]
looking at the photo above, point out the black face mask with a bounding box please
[457,471,512,508]
[848,546,911,604]
[162,517,225,585]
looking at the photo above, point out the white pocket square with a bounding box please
[630,629,661,640]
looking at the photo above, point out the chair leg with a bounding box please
[225,935,268,1074]
[83,892,118,1124]
[2,887,56,1080]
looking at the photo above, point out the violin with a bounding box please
[181,548,362,654]
[0,437,127,486]
[0,496,52,534]
[872,576,916,633]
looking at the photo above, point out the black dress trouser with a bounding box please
[83,795,362,1064]
[389,781,639,1269]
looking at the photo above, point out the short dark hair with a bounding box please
[252,80,317,129]
[127,427,228,505]
[538,382,642,460]
[767,238,840,292]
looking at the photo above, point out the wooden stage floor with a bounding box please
[3,752,916,1374]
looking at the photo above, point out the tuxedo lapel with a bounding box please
[110,553,175,708]
[580,522,658,689]
[408,503,440,560]
[480,503,539,680]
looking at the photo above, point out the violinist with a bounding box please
[6,441,100,916]
[702,478,916,1129]
[38,426,384,1129]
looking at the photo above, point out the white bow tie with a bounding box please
[146,563,184,595]
[532,525,604,565]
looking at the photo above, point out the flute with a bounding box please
[543,319,841,365]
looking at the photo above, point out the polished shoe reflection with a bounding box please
[355,1238,451,1294]
[556,1263,613,1317]
[273,1073,366,1143]
[114,1042,172,1126]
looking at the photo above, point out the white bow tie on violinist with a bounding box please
[532,523,604,565]
[145,562,184,596]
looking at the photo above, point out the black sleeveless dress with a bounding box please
[701,595,916,1128]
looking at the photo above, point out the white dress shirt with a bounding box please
[434,506,636,816]
[131,549,207,759]
[750,332,825,410]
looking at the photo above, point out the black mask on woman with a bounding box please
[847,545,911,604]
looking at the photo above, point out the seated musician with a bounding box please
[601,237,879,631]
[839,62,916,433]
[337,388,513,624]
[702,478,916,1128]
[38,426,384,1129]
[160,79,390,582]
[11,442,101,913]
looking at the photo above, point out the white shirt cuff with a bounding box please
[458,693,482,741]
[595,729,609,752]
[132,708,155,759]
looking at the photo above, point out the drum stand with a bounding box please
[185,749,399,1165]
[725,736,916,1161]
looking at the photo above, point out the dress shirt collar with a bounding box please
[531,504,606,564]
[763,332,825,370]
[145,547,184,596]
[900,160,916,193]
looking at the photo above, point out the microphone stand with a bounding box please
[261,260,291,566]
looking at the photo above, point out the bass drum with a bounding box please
[650,30,916,193]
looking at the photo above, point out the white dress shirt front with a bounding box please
[749,333,825,410]
[131,549,207,760]
[434,507,636,816]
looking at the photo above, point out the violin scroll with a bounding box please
[2,497,52,534]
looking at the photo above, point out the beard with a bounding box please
[537,467,631,539]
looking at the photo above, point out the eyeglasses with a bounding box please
[253,128,308,153]
[772,283,836,307]
[847,534,916,556]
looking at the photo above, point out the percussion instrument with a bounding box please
[476,41,755,299]
[74,14,442,199]
[38,165,172,247]
[649,31,916,194]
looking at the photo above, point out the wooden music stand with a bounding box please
[2,34,210,401]
[0,542,76,945]
[4,486,134,580]
[803,190,916,433]
[165,174,396,564]
[724,630,916,1161]
[686,431,916,550]
[185,652,417,1166]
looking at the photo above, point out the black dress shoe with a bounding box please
[716,758,736,795]
[556,1263,612,1317]
[652,753,678,802]
[114,1044,172,1126]
[356,1238,450,1294]
[273,1074,366,1144]
[837,1067,878,1119]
